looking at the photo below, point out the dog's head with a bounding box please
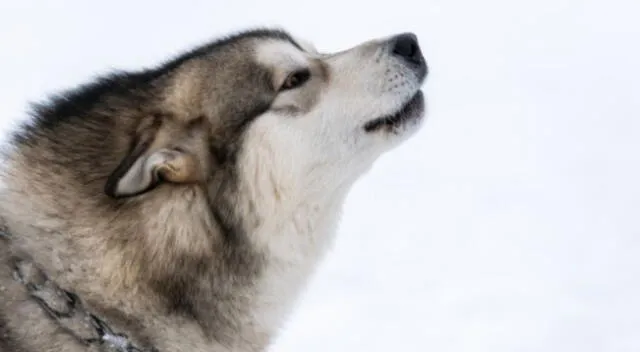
[104,29,428,205]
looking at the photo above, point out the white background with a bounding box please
[1,1,639,351]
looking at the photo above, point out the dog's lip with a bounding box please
[364,91,425,132]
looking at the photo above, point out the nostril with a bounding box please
[391,33,422,65]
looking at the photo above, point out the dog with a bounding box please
[0,28,427,351]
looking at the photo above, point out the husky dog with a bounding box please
[0,28,427,351]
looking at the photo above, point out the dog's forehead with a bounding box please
[252,38,314,71]
[289,35,318,54]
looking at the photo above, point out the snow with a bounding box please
[1,1,639,351]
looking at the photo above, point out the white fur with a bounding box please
[236,37,426,334]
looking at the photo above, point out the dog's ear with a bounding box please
[105,145,201,198]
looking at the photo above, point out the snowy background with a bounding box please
[1,1,639,351]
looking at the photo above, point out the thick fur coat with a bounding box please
[0,28,427,351]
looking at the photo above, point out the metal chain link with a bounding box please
[11,257,158,352]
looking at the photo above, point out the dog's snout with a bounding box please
[390,33,427,76]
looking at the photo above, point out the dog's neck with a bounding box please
[0,145,353,350]
[0,98,362,350]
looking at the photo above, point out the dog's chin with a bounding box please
[363,91,425,133]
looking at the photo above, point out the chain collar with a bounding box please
[9,256,158,352]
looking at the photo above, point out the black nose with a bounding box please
[391,33,424,66]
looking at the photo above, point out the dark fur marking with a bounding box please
[157,28,303,74]
[11,28,298,148]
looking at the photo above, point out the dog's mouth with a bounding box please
[364,91,425,132]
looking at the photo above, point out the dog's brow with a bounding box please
[290,36,318,54]
[254,40,309,70]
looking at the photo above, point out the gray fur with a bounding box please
[0,27,427,352]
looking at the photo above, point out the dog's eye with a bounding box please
[280,69,311,91]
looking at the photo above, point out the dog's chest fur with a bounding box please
[0,185,345,352]
[150,192,345,351]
